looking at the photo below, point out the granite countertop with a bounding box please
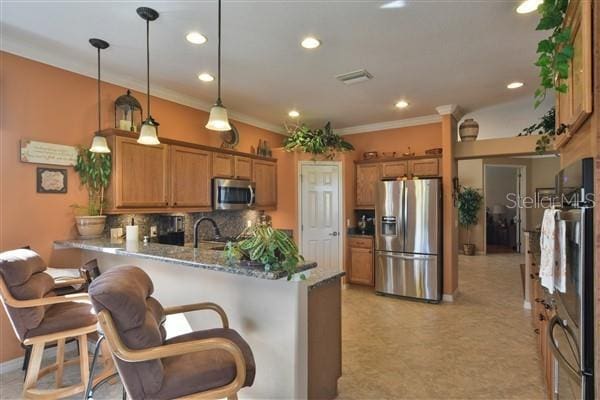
[54,238,317,281]
[303,265,345,291]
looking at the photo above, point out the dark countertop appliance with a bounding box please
[158,215,185,246]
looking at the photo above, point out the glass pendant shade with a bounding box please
[90,135,111,153]
[137,118,160,145]
[206,104,232,131]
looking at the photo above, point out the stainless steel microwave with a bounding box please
[213,178,255,210]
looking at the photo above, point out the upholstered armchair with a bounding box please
[88,266,256,400]
[0,249,113,399]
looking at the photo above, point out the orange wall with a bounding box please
[343,123,442,225]
[0,51,286,362]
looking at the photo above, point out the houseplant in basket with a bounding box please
[457,186,483,256]
[72,148,112,238]
[224,224,305,280]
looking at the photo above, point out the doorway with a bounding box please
[298,161,343,269]
[484,164,526,254]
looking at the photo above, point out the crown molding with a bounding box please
[0,35,285,135]
[335,114,442,136]
[435,104,463,120]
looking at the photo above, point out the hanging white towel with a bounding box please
[539,208,559,293]
[555,221,568,293]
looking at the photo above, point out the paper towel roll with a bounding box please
[126,225,139,242]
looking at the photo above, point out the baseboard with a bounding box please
[442,289,459,303]
[0,340,88,374]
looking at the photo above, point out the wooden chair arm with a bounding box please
[0,277,90,308]
[97,310,246,395]
[53,277,87,289]
[164,302,229,328]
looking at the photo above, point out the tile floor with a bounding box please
[0,254,545,399]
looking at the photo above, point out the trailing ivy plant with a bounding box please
[72,148,112,216]
[518,107,568,153]
[457,187,483,246]
[534,0,573,108]
[283,121,354,160]
[224,224,306,280]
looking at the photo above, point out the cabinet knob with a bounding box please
[538,314,545,321]
[173,202,177,206]
[165,202,169,206]
[534,328,540,335]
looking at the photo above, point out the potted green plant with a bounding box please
[457,186,483,256]
[72,148,112,238]
[283,121,354,160]
[224,224,305,280]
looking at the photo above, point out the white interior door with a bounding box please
[300,163,341,269]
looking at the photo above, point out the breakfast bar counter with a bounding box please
[54,238,344,399]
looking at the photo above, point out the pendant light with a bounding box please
[206,0,232,131]
[89,38,111,153]
[137,7,161,145]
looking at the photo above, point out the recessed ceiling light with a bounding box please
[516,0,543,14]
[198,73,214,82]
[288,110,300,118]
[507,82,524,89]
[380,1,406,9]
[186,31,207,44]
[301,37,321,49]
[395,100,409,109]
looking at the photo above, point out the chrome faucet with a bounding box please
[193,217,222,248]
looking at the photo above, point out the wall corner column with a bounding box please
[436,105,460,299]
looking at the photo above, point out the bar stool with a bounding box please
[0,249,114,399]
[88,266,256,400]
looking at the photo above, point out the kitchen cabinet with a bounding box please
[234,156,252,180]
[253,160,277,209]
[111,136,169,208]
[355,164,381,208]
[555,0,592,143]
[381,161,408,179]
[347,236,374,286]
[409,158,439,177]
[170,146,212,208]
[212,153,235,178]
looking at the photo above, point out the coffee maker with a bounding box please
[158,216,185,246]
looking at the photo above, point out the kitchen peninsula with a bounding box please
[54,238,343,399]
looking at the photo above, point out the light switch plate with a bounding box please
[110,228,123,239]
[150,226,158,238]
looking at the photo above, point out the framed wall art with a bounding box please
[37,167,67,193]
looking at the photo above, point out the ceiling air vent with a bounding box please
[335,69,373,85]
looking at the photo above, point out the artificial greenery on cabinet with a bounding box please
[283,121,354,160]
[534,0,573,108]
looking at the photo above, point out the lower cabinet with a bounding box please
[347,236,374,286]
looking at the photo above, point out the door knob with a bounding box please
[329,232,339,237]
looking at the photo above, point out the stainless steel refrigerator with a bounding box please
[374,179,442,302]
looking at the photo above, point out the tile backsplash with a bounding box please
[106,210,262,244]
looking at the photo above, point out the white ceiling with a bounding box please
[1,0,546,132]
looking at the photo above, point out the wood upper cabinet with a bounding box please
[253,160,277,209]
[381,161,408,178]
[355,163,381,208]
[409,158,439,177]
[212,153,235,178]
[556,0,592,136]
[112,136,169,208]
[348,237,374,286]
[234,156,252,180]
[170,146,211,208]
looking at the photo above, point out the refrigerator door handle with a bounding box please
[376,252,434,261]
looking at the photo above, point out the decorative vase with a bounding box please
[75,215,107,238]
[459,118,479,142]
[463,243,475,256]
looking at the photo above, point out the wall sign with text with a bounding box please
[20,139,78,166]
